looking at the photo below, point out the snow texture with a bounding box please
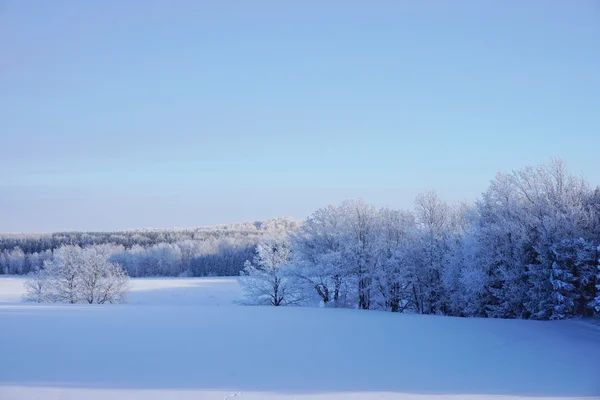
[0,276,599,400]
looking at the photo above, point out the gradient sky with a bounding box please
[1,1,599,233]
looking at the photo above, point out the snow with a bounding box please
[0,276,26,303]
[1,276,599,400]
[128,277,242,306]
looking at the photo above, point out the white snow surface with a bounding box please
[0,276,599,400]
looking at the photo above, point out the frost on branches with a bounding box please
[240,160,600,320]
[239,236,303,306]
[0,217,300,277]
[594,246,600,313]
[23,245,129,304]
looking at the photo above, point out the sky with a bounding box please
[1,1,599,233]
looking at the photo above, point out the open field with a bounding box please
[0,276,599,400]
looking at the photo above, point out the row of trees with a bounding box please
[240,159,600,320]
[0,217,299,254]
[1,217,299,277]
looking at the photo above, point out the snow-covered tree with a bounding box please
[23,245,129,304]
[371,207,416,312]
[474,171,531,318]
[537,238,595,320]
[339,199,379,310]
[78,246,129,304]
[2,247,27,274]
[592,246,600,314]
[518,160,591,319]
[412,191,455,314]
[290,204,350,307]
[440,204,487,317]
[52,245,85,303]
[23,265,51,303]
[239,237,302,306]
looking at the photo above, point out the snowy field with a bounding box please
[0,276,599,400]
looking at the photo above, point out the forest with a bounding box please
[0,218,300,277]
[6,159,600,320]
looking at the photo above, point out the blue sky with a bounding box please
[1,1,599,232]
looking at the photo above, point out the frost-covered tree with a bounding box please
[23,265,51,303]
[371,207,416,312]
[590,246,600,314]
[1,247,27,274]
[412,191,455,314]
[474,171,531,318]
[290,204,350,307]
[239,237,302,306]
[290,200,381,310]
[545,238,596,319]
[439,204,487,317]
[340,199,379,310]
[52,245,85,303]
[23,245,129,304]
[78,246,129,304]
[516,160,591,319]
[469,159,598,319]
[285,159,600,319]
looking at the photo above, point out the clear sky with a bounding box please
[1,1,599,233]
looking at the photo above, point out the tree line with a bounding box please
[0,217,299,277]
[240,159,600,320]
[8,159,600,319]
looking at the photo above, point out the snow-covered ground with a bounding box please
[0,276,599,400]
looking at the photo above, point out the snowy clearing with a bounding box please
[0,275,242,306]
[0,276,599,400]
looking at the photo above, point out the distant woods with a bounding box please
[0,218,300,277]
